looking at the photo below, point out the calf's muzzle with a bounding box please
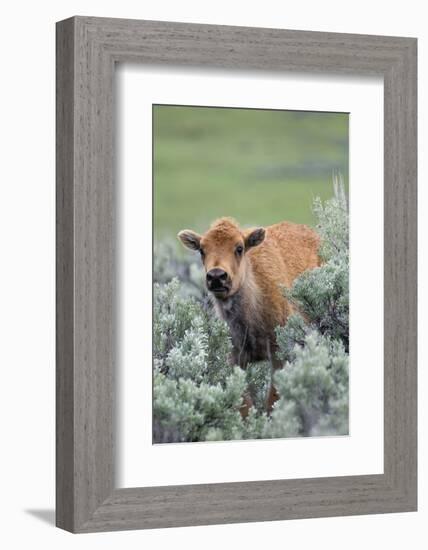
[206,268,230,294]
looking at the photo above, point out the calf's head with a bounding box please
[178,217,265,299]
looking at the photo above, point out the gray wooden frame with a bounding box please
[56,16,417,533]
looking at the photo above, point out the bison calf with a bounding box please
[178,217,320,412]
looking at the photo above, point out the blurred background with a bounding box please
[153,105,348,239]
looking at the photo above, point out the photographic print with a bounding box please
[153,105,349,444]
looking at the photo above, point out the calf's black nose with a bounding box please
[206,268,228,286]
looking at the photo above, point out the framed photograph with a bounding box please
[56,16,417,532]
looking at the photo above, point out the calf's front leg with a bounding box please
[266,341,283,414]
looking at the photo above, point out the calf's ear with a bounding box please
[177,229,201,251]
[245,227,265,249]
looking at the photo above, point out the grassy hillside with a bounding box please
[153,105,348,238]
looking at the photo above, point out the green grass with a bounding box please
[154,105,348,238]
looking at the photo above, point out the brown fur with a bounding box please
[178,217,320,413]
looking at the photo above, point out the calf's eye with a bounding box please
[199,249,205,259]
[235,245,244,256]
